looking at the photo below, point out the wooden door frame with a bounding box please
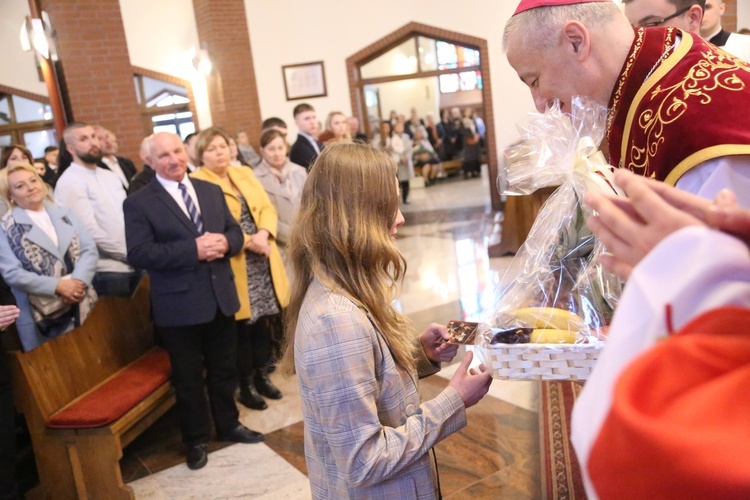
[346,23,501,210]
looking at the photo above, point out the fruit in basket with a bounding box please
[510,307,585,331]
[530,329,580,344]
[490,328,532,344]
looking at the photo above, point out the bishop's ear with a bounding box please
[561,21,590,61]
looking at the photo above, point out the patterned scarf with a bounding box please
[1,209,97,323]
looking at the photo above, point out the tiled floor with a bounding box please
[124,168,541,498]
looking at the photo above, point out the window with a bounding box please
[436,41,480,70]
[134,74,195,140]
[359,35,481,84]
[439,71,482,94]
[0,91,56,158]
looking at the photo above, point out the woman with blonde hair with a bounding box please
[191,127,290,410]
[316,111,352,145]
[282,143,492,498]
[0,163,98,351]
[0,145,36,216]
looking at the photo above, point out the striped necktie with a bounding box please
[178,182,204,234]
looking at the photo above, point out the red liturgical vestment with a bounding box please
[607,27,750,185]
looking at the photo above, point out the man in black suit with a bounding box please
[124,132,262,471]
[94,126,137,190]
[289,102,323,170]
[127,136,155,196]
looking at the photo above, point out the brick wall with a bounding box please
[192,0,262,146]
[724,0,737,32]
[40,0,143,162]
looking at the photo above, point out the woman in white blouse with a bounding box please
[0,163,98,351]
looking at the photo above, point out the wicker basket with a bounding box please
[479,342,603,381]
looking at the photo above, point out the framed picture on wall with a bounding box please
[282,61,327,101]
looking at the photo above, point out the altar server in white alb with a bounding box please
[570,170,750,499]
[701,0,750,61]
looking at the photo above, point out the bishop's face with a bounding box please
[506,20,614,115]
[506,35,586,114]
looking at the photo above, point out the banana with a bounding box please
[530,329,580,344]
[510,307,586,331]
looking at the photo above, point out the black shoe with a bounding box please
[239,382,268,410]
[219,424,264,444]
[186,443,208,470]
[254,371,283,400]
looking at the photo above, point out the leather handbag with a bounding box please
[28,294,72,318]
[28,275,74,318]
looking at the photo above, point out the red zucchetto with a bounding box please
[513,0,612,16]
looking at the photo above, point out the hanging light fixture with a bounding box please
[192,42,212,76]
[19,12,57,61]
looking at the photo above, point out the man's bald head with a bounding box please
[148,132,188,182]
[139,135,152,164]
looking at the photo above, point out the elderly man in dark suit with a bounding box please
[94,126,137,190]
[289,102,322,170]
[124,132,262,471]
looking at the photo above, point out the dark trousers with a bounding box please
[399,180,410,203]
[92,270,144,297]
[236,316,275,380]
[159,312,239,447]
[0,354,17,499]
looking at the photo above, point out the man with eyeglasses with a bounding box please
[623,0,705,34]
[700,0,750,60]
[505,0,750,208]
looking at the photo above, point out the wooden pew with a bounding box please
[441,159,463,176]
[7,278,174,499]
[440,153,487,177]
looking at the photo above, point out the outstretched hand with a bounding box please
[419,323,459,363]
[448,351,492,408]
[584,170,705,278]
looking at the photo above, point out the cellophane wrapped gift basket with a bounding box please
[475,97,623,381]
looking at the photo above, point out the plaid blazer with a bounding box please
[295,279,466,499]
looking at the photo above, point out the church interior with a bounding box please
[1,0,748,498]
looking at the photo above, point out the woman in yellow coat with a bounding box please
[192,127,289,410]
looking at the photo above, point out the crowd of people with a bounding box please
[0,99,488,485]
[1,0,749,497]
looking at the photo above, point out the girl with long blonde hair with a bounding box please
[282,143,491,498]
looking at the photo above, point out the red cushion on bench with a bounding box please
[46,348,171,429]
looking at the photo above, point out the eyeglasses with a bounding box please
[636,5,692,28]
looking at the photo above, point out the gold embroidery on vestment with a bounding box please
[627,38,750,176]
